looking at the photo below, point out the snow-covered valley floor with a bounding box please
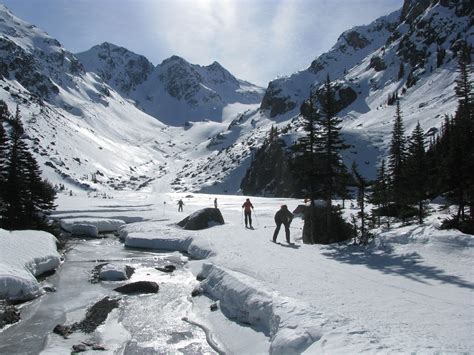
[1,191,473,354]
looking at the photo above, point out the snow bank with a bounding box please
[0,229,60,301]
[60,217,125,234]
[121,221,214,259]
[124,232,192,252]
[199,263,323,354]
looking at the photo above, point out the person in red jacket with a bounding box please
[242,198,254,228]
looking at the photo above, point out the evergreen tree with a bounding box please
[291,76,351,243]
[0,101,10,217]
[451,43,473,220]
[352,161,370,244]
[388,99,407,207]
[397,63,405,80]
[291,99,321,243]
[405,122,427,224]
[3,107,28,229]
[370,159,390,225]
[314,75,350,240]
[1,106,56,230]
[292,99,321,201]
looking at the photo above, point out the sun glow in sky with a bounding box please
[2,0,402,86]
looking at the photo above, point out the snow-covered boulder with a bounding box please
[177,208,225,230]
[99,264,130,281]
[0,229,60,301]
[61,218,126,234]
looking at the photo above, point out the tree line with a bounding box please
[251,44,472,244]
[0,101,56,230]
[371,44,473,235]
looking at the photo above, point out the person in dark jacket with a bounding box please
[242,198,254,228]
[177,199,184,212]
[273,205,294,243]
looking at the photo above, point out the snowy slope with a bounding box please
[0,4,185,193]
[0,1,472,196]
[76,44,265,125]
[0,1,267,195]
[43,192,474,354]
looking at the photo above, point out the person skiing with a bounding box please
[177,199,184,212]
[214,198,218,209]
[242,198,254,228]
[273,205,294,244]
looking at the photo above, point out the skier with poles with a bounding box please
[177,199,184,212]
[242,198,254,229]
[273,205,294,244]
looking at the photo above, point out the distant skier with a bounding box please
[177,199,184,212]
[242,198,254,228]
[273,205,294,244]
[214,198,218,209]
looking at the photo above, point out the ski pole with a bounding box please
[253,209,259,226]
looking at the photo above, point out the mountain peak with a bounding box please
[208,61,224,69]
[97,41,120,49]
[160,55,189,67]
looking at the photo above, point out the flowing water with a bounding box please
[0,236,215,354]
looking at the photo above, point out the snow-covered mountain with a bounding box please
[76,43,265,125]
[0,0,471,196]
[249,0,473,182]
[0,3,267,195]
[0,4,171,192]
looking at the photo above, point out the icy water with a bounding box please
[0,237,215,354]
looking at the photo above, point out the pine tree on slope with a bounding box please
[405,122,427,224]
[2,107,56,230]
[388,99,407,208]
[352,161,370,243]
[370,159,390,225]
[0,101,10,217]
[314,75,350,242]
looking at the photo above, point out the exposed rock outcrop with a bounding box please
[0,301,20,329]
[177,208,225,230]
[113,281,159,294]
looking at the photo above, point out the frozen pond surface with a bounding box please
[0,236,216,354]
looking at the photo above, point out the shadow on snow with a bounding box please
[322,246,474,290]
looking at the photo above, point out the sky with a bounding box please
[2,0,402,86]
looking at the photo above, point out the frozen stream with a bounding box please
[0,236,216,354]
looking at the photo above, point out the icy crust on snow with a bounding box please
[0,229,60,301]
[199,263,323,355]
[60,217,125,234]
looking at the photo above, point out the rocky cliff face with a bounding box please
[76,42,153,95]
[259,0,472,119]
[0,5,90,100]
